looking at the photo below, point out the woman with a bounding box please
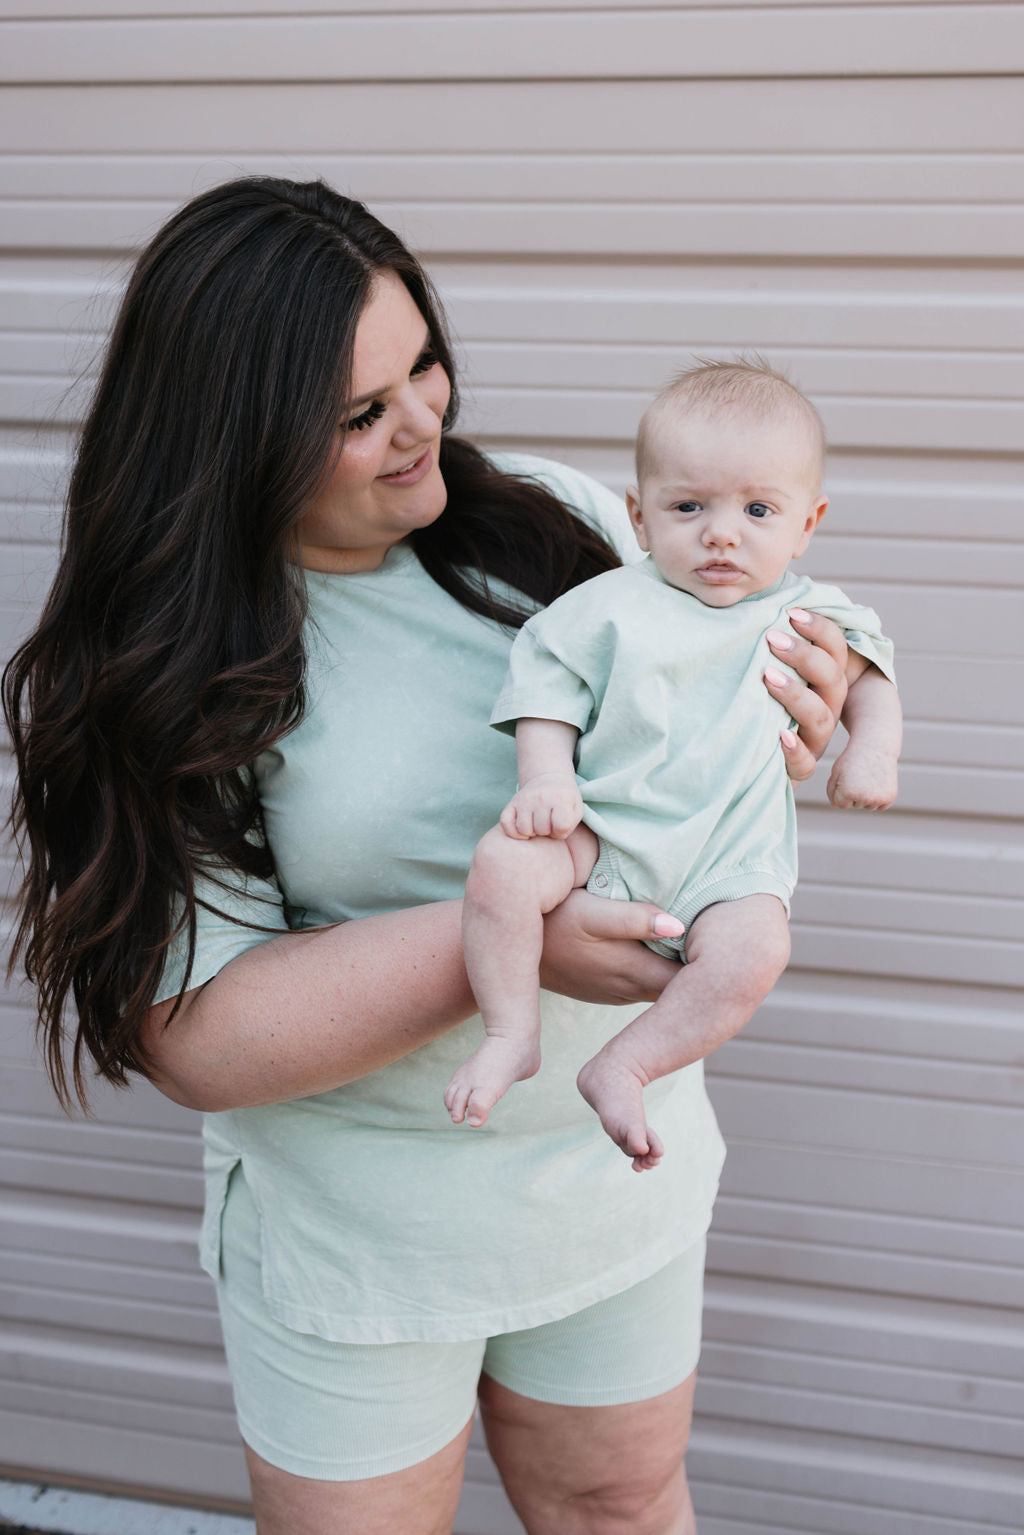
[5,178,847,1535]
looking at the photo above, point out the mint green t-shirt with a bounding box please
[492,559,896,932]
[156,456,726,1344]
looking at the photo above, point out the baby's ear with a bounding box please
[794,494,828,556]
[625,487,650,549]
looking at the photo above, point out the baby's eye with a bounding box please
[746,501,773,519]
[409,346,439,377]
[672,501,701,515]
[346,399,387,433]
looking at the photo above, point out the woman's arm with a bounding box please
[140,900,473,1112]
[140,891,680,1112]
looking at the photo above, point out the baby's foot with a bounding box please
[576,1051,664,1172]
[444,1035,542,1128]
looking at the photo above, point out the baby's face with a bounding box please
[628,406,828,606]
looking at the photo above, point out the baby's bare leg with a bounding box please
[577,894,790,1170]
[446,824,598,1127]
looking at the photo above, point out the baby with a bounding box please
[445,360,902,1168]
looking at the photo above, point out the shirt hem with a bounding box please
[258,1203,720,1345]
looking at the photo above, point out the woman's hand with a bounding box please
[763,608,849,782]
[540,888,680,1005]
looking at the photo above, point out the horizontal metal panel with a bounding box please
[3,1378,237,1444]
[709,1075,1023,1169]
[0,1145,202,1207]
[705,1273,1024,1381]
[6,195,1024,263]
[3,8,1020,84]
[789,920,1023,986]
[691,1463,1023,1535]
[0,1406,251,1503]
[793,885,1022,944]
[695,1369,1022,1459]
[0,1321,230,1407]
[0,0,984,14]
[0,1278,220,1346]
[6,261,1024,358]
[2,80,1022,156]
[1,1247,212,1310]
[689,1422,1024,1528]
[719,1139,1024,1229]
[716,1034,1023,1111]
[710,1227,1020,1311]
[714,1191,1024,1272]
[13,330,1024,405]
[0,1189,202,1271]
[5,148,1024,207]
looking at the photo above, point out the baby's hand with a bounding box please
[500,773,583,840]
[827,745,899,810]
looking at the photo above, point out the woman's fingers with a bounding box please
[539,890,680,1003]
[783,609,849,714]
[571,891,684,943]
[764,610,849,763]
[778,725,818,783]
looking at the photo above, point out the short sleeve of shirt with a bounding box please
[153,864,290,1004]
[491,623,597,738]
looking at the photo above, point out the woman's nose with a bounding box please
[393,375,449,446]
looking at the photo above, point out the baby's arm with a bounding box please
[500,718,583,840]
[827,654,902,810]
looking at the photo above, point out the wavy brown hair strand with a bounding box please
[4,176,620,1108]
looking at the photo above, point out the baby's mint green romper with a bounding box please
[155,458,726,1478]
[492,558,895,950]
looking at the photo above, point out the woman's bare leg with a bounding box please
[243,1414,473,1535]
[479,1371,698,1535]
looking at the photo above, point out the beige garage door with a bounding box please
[1,5,1022,1531]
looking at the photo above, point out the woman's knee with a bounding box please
[553,1462,693,1535]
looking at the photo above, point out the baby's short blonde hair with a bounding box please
[636,356,826,487]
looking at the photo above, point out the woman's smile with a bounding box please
[298,271,451,574]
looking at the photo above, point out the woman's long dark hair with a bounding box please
[3,176,619,1107]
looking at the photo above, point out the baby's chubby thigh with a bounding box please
[465,822,598,923]
[683,893,792,1005]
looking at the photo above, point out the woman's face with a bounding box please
[298,271,451,574]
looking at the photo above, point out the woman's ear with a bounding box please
[626,487,650,551]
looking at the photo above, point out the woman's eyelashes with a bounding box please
[345,347,439,433]
[409,346,438,378]
[347,399,387,433]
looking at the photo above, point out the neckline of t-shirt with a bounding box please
[302,540,420,586]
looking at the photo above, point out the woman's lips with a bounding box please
[378,447,433,485]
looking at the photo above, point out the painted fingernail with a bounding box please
[652,914,685,937]
[766,629,793,651]
[788,607,811,624]
[780,728,797,749]
[764,667,788,687]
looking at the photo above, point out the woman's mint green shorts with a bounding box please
[217,1165,707,1481]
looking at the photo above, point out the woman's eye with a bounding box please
[347,400,387,433]
[746,502,772,519]
[410,347,438,378]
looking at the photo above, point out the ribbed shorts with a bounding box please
[216,1164,707,1481]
